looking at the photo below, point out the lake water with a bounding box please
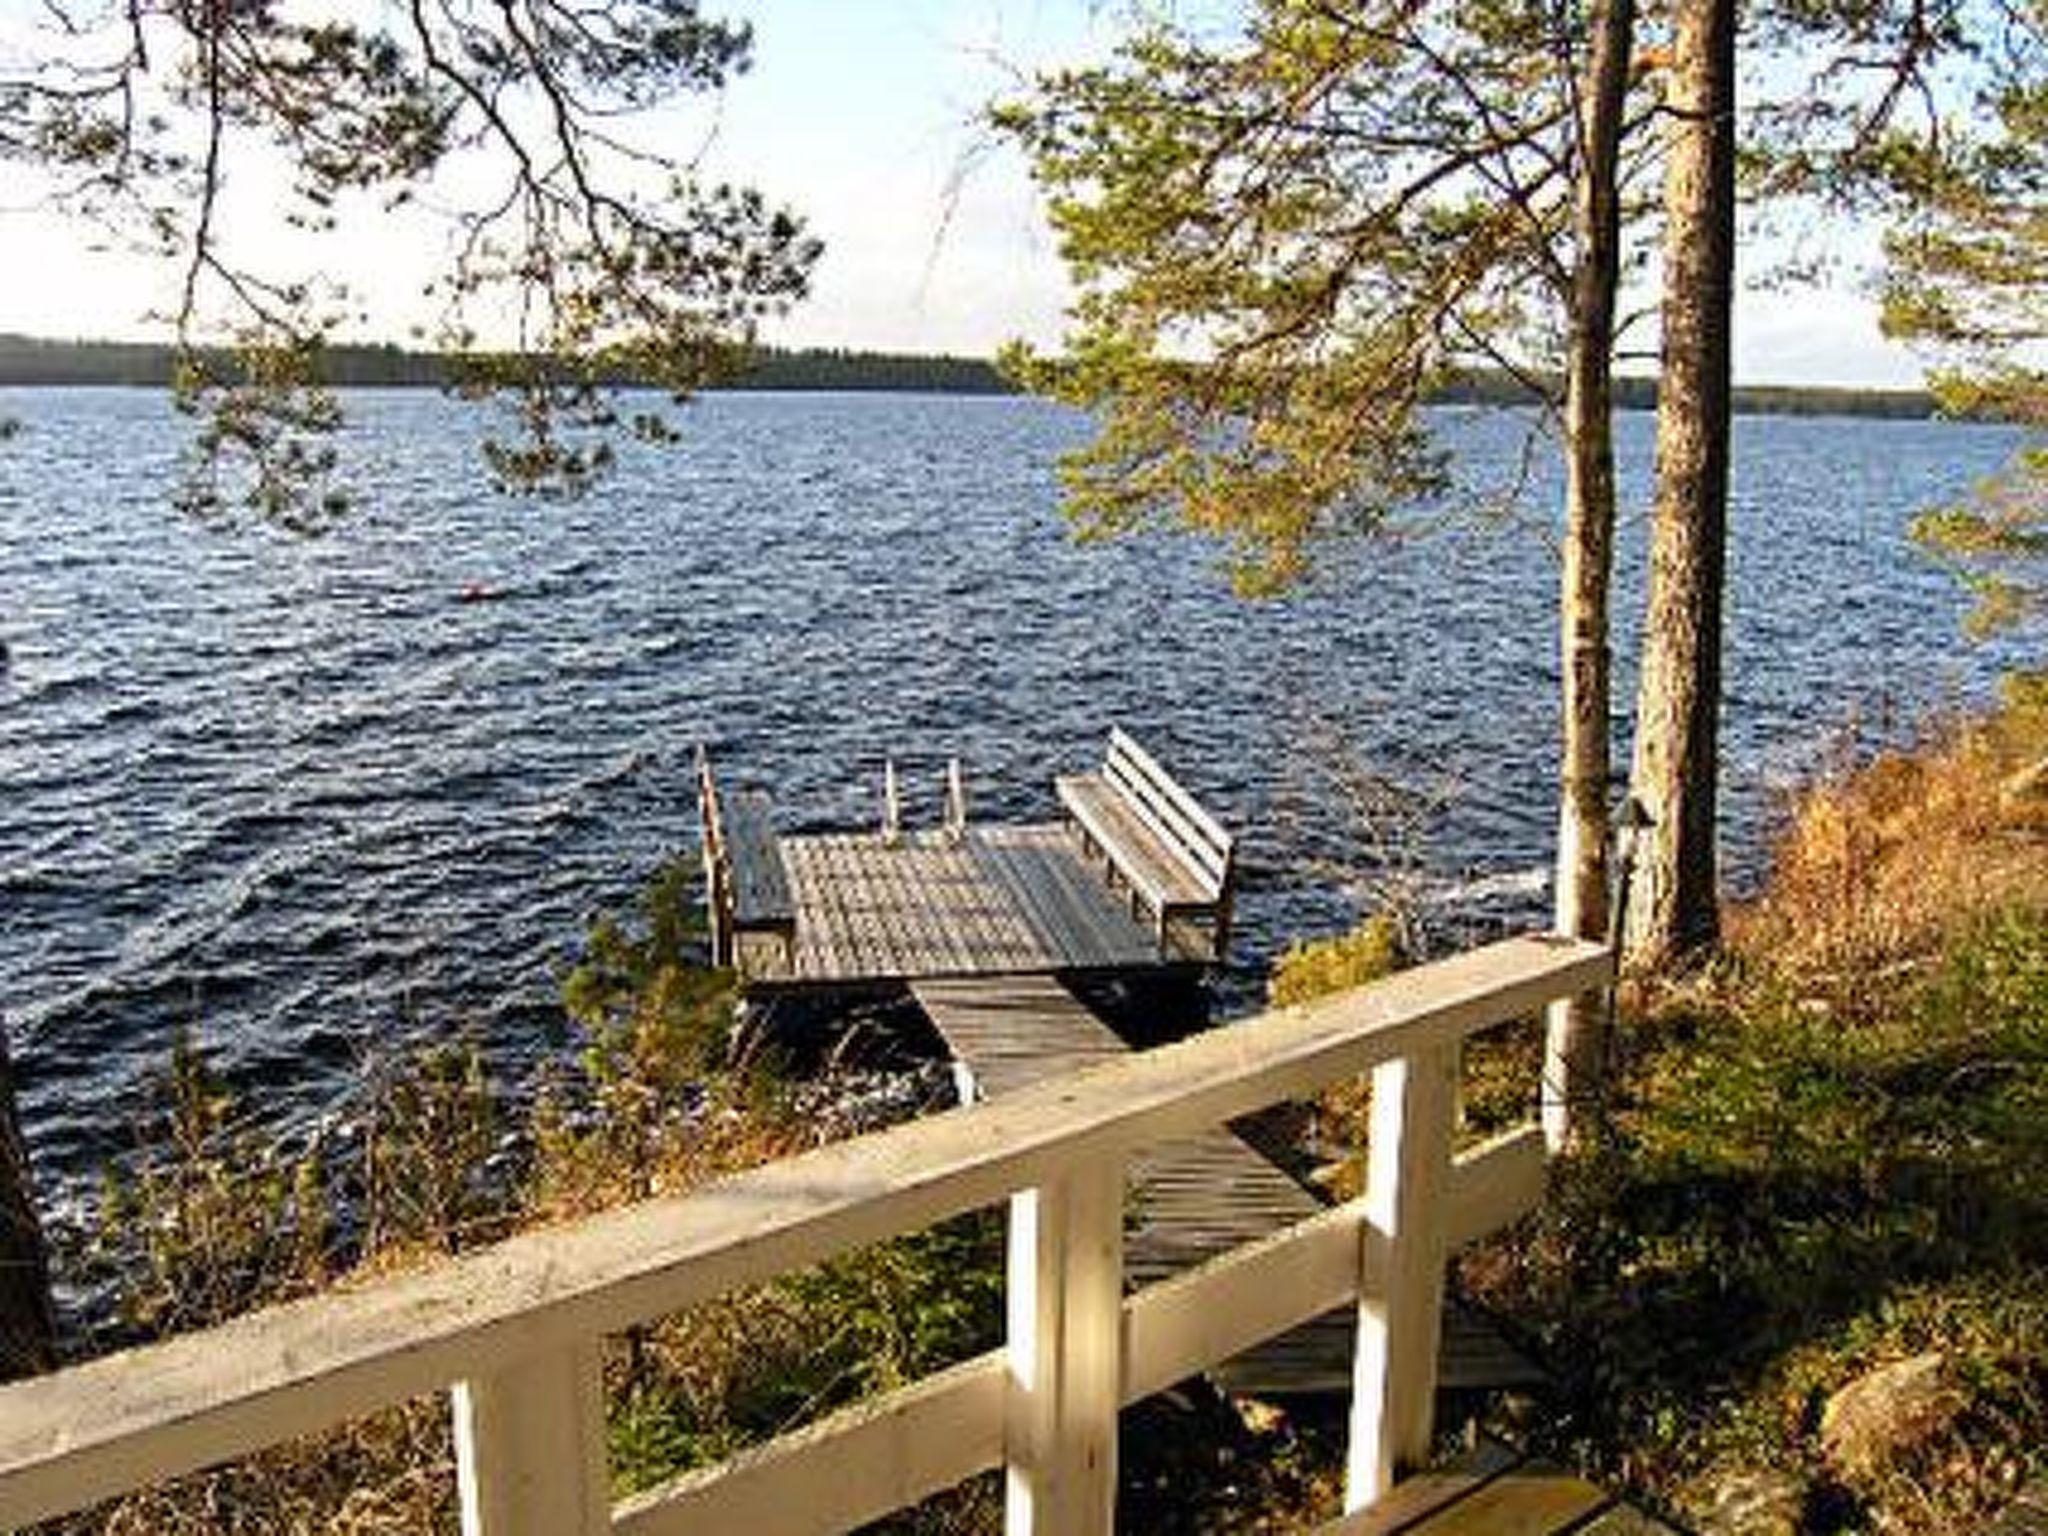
[0,388,2028,1212]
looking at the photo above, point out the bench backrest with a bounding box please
[697,749,791,927]
[697,747,727,859]
[1103,727,1235,895]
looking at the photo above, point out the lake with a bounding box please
[0,387,2028,1212]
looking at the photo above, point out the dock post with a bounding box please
[882,758,902,847]
[944,758,967,844]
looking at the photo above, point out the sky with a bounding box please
[0,0,1933,388]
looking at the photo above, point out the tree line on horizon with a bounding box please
[0,335,1011,397]
[0,332,1951,420]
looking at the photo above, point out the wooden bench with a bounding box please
[1055,727,1236,961]
[696,748,794,969]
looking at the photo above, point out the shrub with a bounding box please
[1266,911,1403,1008]
[57,866,1005,1534]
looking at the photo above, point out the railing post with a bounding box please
[452,1340,609,1536]
[1345,1042,1456,1512]
[1004,1162,1123,1536]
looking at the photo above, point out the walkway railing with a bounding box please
[0,934,1609,1535]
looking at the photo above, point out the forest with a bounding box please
[0,332,1945,418]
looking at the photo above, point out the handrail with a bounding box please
[694,745,735,965]
[0,933,1611,1534]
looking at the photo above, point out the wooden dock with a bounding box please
[911,975,1540,1399]
[702,731,1239,985]
[708,741,1539,1400]
[757,826,1166,986]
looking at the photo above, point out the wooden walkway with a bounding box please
[748,826,1165,986]
[911,975,1540,1398]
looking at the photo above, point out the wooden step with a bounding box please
[1211,1295,1547,1398]
[1988,1478,2048,1536]
[1318,1440,1616,1535]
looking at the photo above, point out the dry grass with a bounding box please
[40,1076,800,1534]
[1729,680,2048,984]
[36,854,988,1536]
[1469,686,2048,1533]
[45,1400,459,1536]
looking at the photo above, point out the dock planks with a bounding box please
[910,975,1537,1399]
[758,826,1162,986]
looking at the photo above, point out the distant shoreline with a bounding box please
[0,332,1947,422]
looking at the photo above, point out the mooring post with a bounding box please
[944,757,967,844]
[882,757,902,846]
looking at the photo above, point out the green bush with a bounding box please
[1475,904,2048,1529]
[89,1032,504,1343]
[1266,911,1403,1007]
[92,1034,328,1338]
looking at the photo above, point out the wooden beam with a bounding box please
[615,1354,1006,1536]
[451,1342,608,1536]
[1347,1044,1456,1510]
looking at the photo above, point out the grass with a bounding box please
[1463,686,2048,1532]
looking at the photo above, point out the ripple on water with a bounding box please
[0,387,2032,1208]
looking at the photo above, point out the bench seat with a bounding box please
[1055,772,1214,915]
[1056,728,1236,961]
[724,788,794,933]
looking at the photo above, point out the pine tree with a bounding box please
[996,0,1646,1141]
[1886,12,2047,633]
[1623,0,1737,971]
[1,1,821,519]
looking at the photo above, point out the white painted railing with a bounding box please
[0,934,1609,1535]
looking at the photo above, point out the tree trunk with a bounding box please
[1625,0,1736,973]
[0,1024,55,1380]
[1543,0,1636,1151]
